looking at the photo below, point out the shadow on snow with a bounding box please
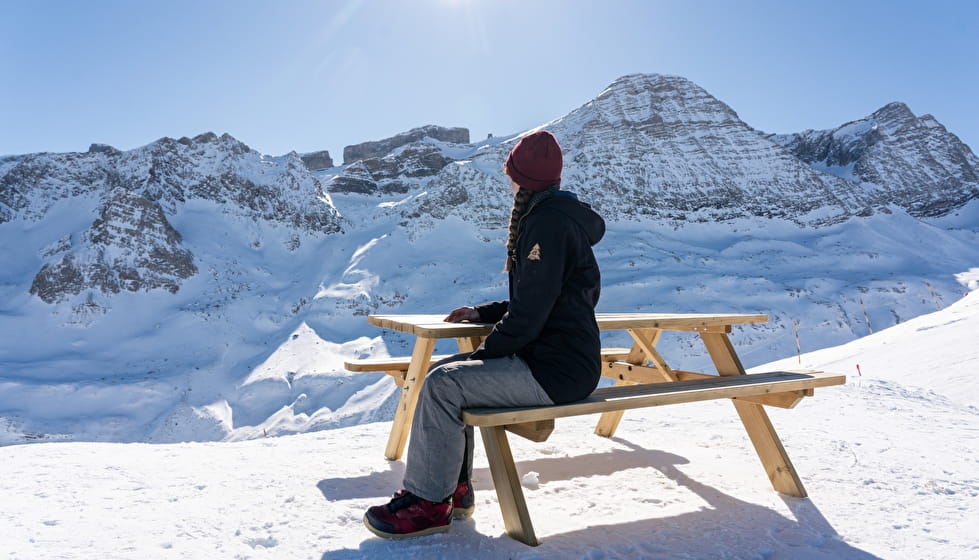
[317,438,882,559]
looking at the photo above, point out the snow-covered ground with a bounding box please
[3,287,977,559]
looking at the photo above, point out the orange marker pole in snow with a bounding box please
[856,364,862,376]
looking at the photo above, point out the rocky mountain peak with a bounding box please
[357,72,879,230]
[590,73,741,127]
[329,142,452,195]
[342,125,469,164]
[88,143,121,156]
[492,73,865,226]
[871,102,916,127]
[300,150,334,171]
[771,102,979,217]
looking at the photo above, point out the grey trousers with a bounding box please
[402,353,554,503]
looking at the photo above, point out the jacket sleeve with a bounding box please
[474,299,509,324]
[470,210,569,360]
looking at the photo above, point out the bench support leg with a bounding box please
[595,329,666,437]
[700,332,807,497]
[384,337,437,461]
[594,378,631,437]
[480,426,539,546]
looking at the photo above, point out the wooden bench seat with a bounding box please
[461,369,846,546]
[344,347,633,387]
[344,354,456,372]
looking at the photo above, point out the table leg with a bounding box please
[699,331,746,377]
[731,400,808,497]
[594,329,663,437]
[455,336,483,353]
[627,328,676,382]
[700,331,807,497]
[480,426,539,546]
[384,337,437,461]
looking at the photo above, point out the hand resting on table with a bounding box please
[444,306,480,323]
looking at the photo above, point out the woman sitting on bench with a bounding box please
[363,130,607,539]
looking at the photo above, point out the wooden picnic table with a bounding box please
[355,312,769,460]
[348,311,846,545]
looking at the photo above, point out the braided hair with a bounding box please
[504,188,534,272]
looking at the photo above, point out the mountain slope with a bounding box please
[752,271,979,407]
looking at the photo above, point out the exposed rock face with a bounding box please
[769,102,979,217]
[2,131,342,304]
[88,143,121,156]
[30,189,197,303]
[329,143,452,194]
[300,150,334,170]
[549,74,870,224]
[342,125,469,164]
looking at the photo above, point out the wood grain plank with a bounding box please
[367,313,769,339]
[383,336,436,460]
[480,426,539,546]
[465,371,845,426]
[699,331,807,497]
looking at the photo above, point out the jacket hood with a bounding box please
[542,191,606,246]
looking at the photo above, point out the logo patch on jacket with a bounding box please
[527,243,542,261]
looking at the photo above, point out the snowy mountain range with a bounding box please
[1,73,977,445]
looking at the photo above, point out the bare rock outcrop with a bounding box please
[342,125,469,164]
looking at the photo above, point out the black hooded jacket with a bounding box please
[469,190,605,403]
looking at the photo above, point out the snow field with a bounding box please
[3,293,977,559]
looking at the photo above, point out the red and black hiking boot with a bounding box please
[451,481,475,519]
[364,490,452,539]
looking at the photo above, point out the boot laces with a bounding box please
[388,490,423,511]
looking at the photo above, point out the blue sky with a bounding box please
[2,0,977,160]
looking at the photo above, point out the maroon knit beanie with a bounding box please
[504,130,562,192]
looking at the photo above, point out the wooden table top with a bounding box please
[367,312,769,338]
